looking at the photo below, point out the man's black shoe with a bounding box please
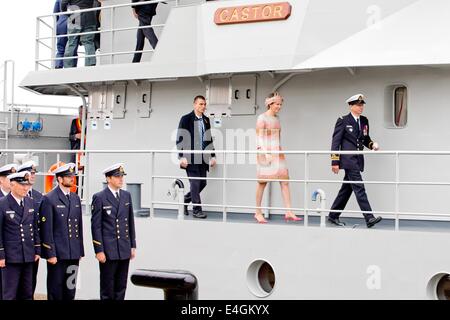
[328,216,346,227]
[184,204,189,216]
[193,211,207,219]
[366,216,382,228]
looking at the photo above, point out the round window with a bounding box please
[247,260,276,298]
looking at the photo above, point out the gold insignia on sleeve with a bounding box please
[93,240,102,246]
[42,243,52,249]
[331,154,340,161]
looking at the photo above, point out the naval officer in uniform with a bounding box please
[0,171,41,300]
[329,94,383,228]
[39,163,84,300]
[91,163,136,300]
[0,163,17,300]
[18,161,43,298]
[0,164,18,198]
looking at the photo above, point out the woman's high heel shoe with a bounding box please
[284,213,303,222]
[254,214,268,224]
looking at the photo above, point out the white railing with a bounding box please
[0,60,78,115]
[2,148,450,232]
[35,0,179,71]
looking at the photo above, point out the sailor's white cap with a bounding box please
[0,163,18,177]
[7,171,32,185]
[346,93,366,105]
[53,163,76,177]
[18,160,38,173]
[103,163,127,177]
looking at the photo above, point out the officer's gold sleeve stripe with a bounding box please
[42,243,52,249]
[34,244,41,247]
[331,154,340,161]
[93,240,102,246]
[0,248,4,251]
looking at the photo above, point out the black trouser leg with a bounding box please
[17,263,33,300]
[47,260,79,300]
[330,172,353,219]
[346,170,374,222]
[100,259,130,300]
[186,166,208,213]
[31,259,39,298]
[114,260,130,300]
[2,263,22,300]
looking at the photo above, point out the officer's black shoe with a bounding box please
[328,216,346,227]
[193,211,207,219]
[366,216,382,228]
[184,204,189,216]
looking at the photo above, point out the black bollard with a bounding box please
[131,269,198,300]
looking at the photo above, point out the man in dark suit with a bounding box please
[0,171,41,300]
[91,163,137,300]
[131,0,159,63]
[18,161,43,299]
[329,94,383,228]
[39,163,84,300]
[176,95,216,219]
[0,163,17,299]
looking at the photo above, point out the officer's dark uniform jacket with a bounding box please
[39,187,84,260]
[0,195,41,263]
[331,113,374,172]
[91,188,136,260]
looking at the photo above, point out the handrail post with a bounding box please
[149,151,155,218]
[110,7,115,64]
[395,152,400,231]
[303,152,309,227]
[51,16,57,69]
[35,18,41,71]
[222,151,227,222]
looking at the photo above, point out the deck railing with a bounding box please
[35,0,178,71]
[1,148,450,232]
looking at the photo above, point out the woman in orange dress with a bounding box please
[254,92,302,223]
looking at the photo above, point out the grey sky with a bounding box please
[0,0,79,110]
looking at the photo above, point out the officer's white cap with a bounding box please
[0,163,18,177]
[102,163,127,177]
[346,93,366,105]
[53,163,76,177]
[18,160,38,173]
[7,171,32,185]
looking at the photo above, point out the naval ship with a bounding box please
[1,0,450,299]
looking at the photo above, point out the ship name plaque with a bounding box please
[214,2,292,25]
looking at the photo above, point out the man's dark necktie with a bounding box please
[20,200,24,208]
[356,118,361,136]
[115,192,120,202]
[66,194,71,205]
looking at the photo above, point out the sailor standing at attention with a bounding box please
[18,161,43,299]
[0,163,18,300]
[39,163,84,300]
[91,163,136,300]
[328,94,383,228]
[0,171,40,300]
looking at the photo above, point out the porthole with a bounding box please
[247,260,276,298]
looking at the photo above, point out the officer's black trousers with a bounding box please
[32,259,39,298]
[330,170,375,222]
[1,262,33,300]
[0,269,2,300]
[47,259,79,300]
[99,259,130,300]
[184,165,208,213]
